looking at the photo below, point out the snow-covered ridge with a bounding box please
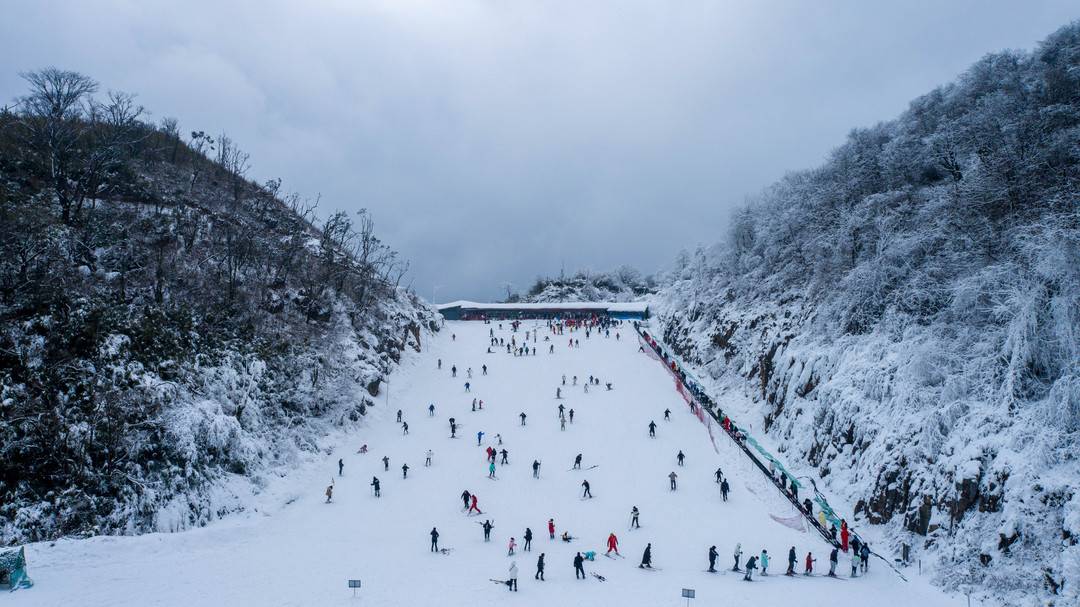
[0,80,439,545]
[652,21,1080,605]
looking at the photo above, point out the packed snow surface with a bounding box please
[15,321,960,606]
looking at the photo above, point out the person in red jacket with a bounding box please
[606,533,619,555]
[469,494,482,515]
[840,519,850,552]
[805,552,815,575]
[548,518,556,540]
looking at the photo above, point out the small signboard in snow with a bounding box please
[681,588,695,598]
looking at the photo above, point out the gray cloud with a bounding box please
[3,0,1077,301]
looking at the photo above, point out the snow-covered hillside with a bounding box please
[15,321,957,606]
[651,21,1080,606]
[515,267,656,303]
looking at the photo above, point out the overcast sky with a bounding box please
[2,1,1077,301]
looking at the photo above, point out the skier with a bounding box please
[508,537,517,556]
[428,403,435,417]
[535,553,545,580]
[648,420,657,437]
[606,533,619,555]
[860,542,870,572]
[507,561,518,592]
[532,460,541,478]
[483,520,494,541]
[464,382,470,392]
[371,476,381,497]
[828,547,839,577]
[488,461,496,479]
[840,519,849,552]
[669,471,678,491]
[786,546,796,575]
[851,550,860,577]
[425,450,433,467]
[402,463,409,479]
[639,543,653,569]
[548,518,555,539]
[852,535,862,559]
[430,527,440,552]
[560,417,566,431]
[383,456,390,471]
[451,365,457,377]
[450,419,457,438]
[707,545,718,572]
[743,555,758,581]
[397,409,403,423]
[733,543,743,571]
[338,458,344,476]
[573,453,582,470]
[402,422,409,435]
[520,412,527,426]
[581,480,592,498]
[500,449,509,464]
[630,506,640,529]
[524,527,533,551]
[477,431,484,446]
[805,552,815,575]
[562,374,566,385]
[438,358,442,370]
[556,387,561,399]
[715,467,723,483]
[325,483,333,503]
[569,409,574,423]
[760,549,769,575]
[676,450,685,466]
[470,494,481,514]
[573,552,586,579]
[720,478,730,502]
[461,489,471,509]
[664,408,671,421]
[482,364,488,376]
[558,403,565,416]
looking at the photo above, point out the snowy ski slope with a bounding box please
[14,321,960,606]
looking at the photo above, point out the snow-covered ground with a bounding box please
[14,321,962,606]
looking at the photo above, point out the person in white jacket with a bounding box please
[508,562,519,591]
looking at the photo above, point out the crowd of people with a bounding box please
[327,315,870,595]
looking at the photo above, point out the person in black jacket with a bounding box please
[708,545,718,572]
[523,528,533,551]
[430,527,439,552]
[536,553,545,580]
[371,476,380,497]
[787,546,797,575]
[743,555,758,581]
[581,480,592,498]
[639,543,653,568]
[573,552,586,579]
[483,520,494,542]
[828,547,839,577]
